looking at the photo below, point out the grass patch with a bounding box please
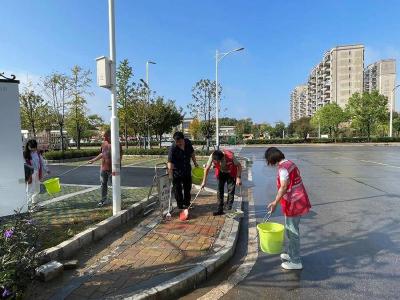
[33,187,150,249]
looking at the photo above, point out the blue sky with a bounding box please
[2,0,400,124]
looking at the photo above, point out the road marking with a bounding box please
[124,157,161,167]
[38,186,99,207]
[359,159,400,169]
[198,168,258,300]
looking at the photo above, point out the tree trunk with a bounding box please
[77,127,81,150]
[59,125,64,154]
[159,133,162,148]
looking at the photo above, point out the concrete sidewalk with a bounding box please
[28,189,241,300]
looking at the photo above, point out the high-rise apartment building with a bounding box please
[290,44,365,120]
[290,85,307,122]
[364,59,396,111]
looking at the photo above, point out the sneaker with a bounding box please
[97,201,105,207]
[281,261,303,270]
[213,210,225,216]
[280,253,290,261]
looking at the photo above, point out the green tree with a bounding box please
[271,121,286,138]
[19,86,47,137]
[150,97,183,147]
[293,117,313,140]
[346,91,388,141]
[189,118,202,140]
[42,72,71,152]
[393,116,400,137]
[311,103,347,140]
[116,59,135,149]
[68,66,92,149]
[235,118,253,138]
[188,79,222,152]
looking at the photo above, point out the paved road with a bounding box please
[47,165,156,187]
[182,145,400,300]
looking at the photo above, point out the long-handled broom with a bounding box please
[179,188,202,221]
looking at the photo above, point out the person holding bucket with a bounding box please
[265,147,311,270]
[201,149,242,216]
[167,132,199,213]
[24,139,49,211]
[88,129,123,207]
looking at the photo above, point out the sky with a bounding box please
[2,0,400,124]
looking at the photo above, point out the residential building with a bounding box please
[176,117,194,137]
[364,59,396,111]
[291,44,365,119]
[219,125,236,138]
[290,85,308,122]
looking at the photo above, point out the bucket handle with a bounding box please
[263,211,272,223]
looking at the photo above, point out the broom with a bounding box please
[179,188,202,221]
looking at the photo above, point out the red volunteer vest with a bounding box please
[277,160,311,217]
[214,150,238,179]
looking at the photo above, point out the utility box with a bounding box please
[0,76,26,217]
[96,56,112,89]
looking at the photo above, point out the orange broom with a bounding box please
[179,188,202,221]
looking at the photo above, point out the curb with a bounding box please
[124,187,243,300]
[38,194,158,264]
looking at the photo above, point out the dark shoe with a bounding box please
[213,210,225,216]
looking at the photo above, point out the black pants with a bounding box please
[217,172,236,211]
[173,175,192,209]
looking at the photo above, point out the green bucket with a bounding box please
[257,222,285,254]
[43,177,61,195]
[191,167,204,185]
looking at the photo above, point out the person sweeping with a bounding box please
[201,149,242,216]
[265,147,311,270]
[167,132,199,218]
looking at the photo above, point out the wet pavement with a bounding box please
[182,145,400,300]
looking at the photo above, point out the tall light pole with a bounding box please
[146,61,156,148]
[215,47,244,149]
[390,84,400,137]
[108,0,121,215]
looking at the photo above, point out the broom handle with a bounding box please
[57,162,89,178]
[263,211,272,223]
[188,189,202,209]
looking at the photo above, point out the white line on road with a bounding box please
[124,157,161,167]
[198,168,258,299]
[359,159,400,169]
[38,186,99,207]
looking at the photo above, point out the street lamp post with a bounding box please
[390,84,400,137]
[108,0,121,215]
[146,61,156,148]
[215,47,244,149]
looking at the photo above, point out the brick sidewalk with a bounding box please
[28,190,226,300]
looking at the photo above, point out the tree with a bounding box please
[346,91,388,141]
[42,72,71,152]
[68,66,92,149]
[393,116,400,137]
[293,117,313,140]
[150,97,183,147]
[19,87,47,137]
[188,79,222,152]
[116,59,135,149]
[188,118,202,140]
[271,121,286,138]
[235,118,253,138]
[311,103,347,140]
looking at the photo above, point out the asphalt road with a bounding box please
[182,145,400,300]
[47,165,156,187]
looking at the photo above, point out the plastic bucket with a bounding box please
[191,167,204,185]
[257,222,285,254]
[43,178,61,195]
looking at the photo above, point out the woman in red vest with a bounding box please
[201,150,242,216]
[266,147,311,270]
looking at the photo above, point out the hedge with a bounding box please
[44,148,211,160]
[244,137,400,145]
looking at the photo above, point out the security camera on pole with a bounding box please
[96,0,121,215]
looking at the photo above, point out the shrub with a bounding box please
[244,137,400,145]
[0,210,41,298]
[43,149,99,160]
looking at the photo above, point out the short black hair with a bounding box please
[24,139,38,160]
[212,150,224,161]
[173,131,185,141]
[265,147,285,166]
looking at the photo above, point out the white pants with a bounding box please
[26,172,40,206]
